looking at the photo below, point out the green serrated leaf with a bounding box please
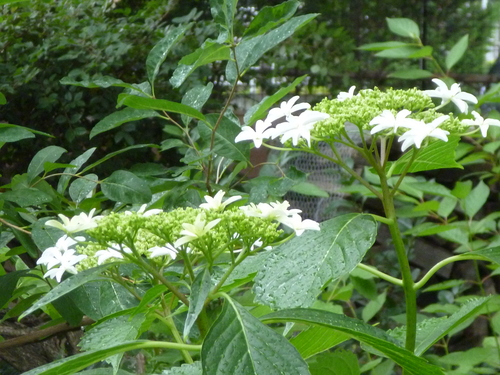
[57,148,96,194]
[290,325,349,359]
[119,94,205,122]
[197,114,250,162]
[146,23,191,87]
[1,188,53,207]
[69,174,98,203]
[80,314,146,371]
[391,136,462,174]
[254,214,377,309]
[20,265,111,319]
[386,18,420,39]
[446,34,469,71]
[163,362,202,375]
[101,170,152,204]
[27,146,67,182]
[170,42,231,88]
[262,309,444,375]
[308,351,360,375]
[90,107,160,139]
[461,180,489,218]
[388,69,433,80]
[181,83,213,126]
[202,297,309,375]
[227,14,317,82]
[243,0,299,38]
[184,268,212,340]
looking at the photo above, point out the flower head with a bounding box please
[266,96,311,122]
[45,208,102,233]
[272,110,330,147]
[280,214,321,236]
[174,214,221,247]
[337,86,357,101]
[398,115,450,152]
[199,190,242,211]
[369,109,420,135]
[94,245,132,265]
[149,244,178,259]
[462,111,500,137]
[235,119,274,148]
[423,78,477,113]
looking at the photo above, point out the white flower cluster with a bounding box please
[366,79,500,151]
[235,96,330,148]
[38,193,319,282]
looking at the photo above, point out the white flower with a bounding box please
[423,78,477,113]
[45,208,102,233]
[280,214,321,236]
[272,110,330,147]
[199,190,242,211]
[94,245,132,265]
[174,215,221,247]
[337,86,357,101]
[124,204,162,217]
[370,109,420,135]
[37,235,87,282]
[266,96,311,122]
[149,244,178,259]
[240,201,301,223]
[235,119,275,148]
[462,111,500,137]
[398,115,450,152]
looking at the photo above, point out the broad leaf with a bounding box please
[163,362,202,375]
[197,113,250,162]
[227,14,317,82]
[0,123,52,138]
[20,264,111,319]
[57,147,96,194]
[243,0,299,38]
[0,126,34,142]
[388,69,433,80]
[0,188,52,207]
[446,34,469,71]
[119,94,206,122]
[375,46,421,59]
[308,351,360,375]
[170,41,231,88]
[80,314,146,371]
[461,180,489,218]
[60,75,143,93]
[0,270,29,308]
[69,173,98,203]
[146,24,191,87]
[202,297,309,375]
[184,268,212,340]
[254,214,377,309]
[90,107,161,139]
[244,75,307,126]
[391,136,462,174]
[469,246,500,265]
[181,83,213,126]
[0,91,5,104]
[101,170,152,204]
[22,340,201,375]
[210,0,238,43]
[413,297,489,355]
[386,18,420,39]
[27,146,67,182]
[262,309,444,375]
[70,280,139,320]
[289,325,349,359]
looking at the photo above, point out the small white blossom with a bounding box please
[266,96,311,122]
[235,119,275,148]
[45,208,102,233]
[423,78,477,113]
[94,246,132,265]
[124,204,162,217]
[280,214,321,236]
[199,190,242,211]
[37,235,87,282]
[398,115,450,152]
[370,109,420,135]
[174,215,221,247]
[462,111,500,137]
[272,110,330,147]
[149,244,178,259]
[240,201,301,223]
[337,86,357,101]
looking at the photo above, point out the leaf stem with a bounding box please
[356,263,403,286]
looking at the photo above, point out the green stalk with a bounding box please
[379,172,417,354]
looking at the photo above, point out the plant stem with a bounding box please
[356,263,403,286]
[379,172,417,354]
